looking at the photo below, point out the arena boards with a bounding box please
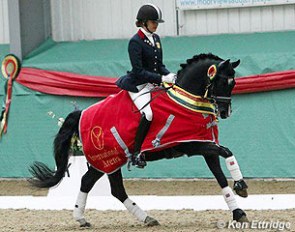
[2,156,294,211]
[0,194,295,211]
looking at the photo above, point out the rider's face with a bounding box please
[146,20,159,33]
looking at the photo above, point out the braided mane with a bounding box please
[175,53,227,96]
[179,53,223,70]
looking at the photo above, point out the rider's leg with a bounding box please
[128,85,153,167]
[134,112,152,155]
[73,166,104,225]
[108,169,149,223]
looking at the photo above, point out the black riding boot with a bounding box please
[132,115,151,168]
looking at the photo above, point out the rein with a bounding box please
[133,77,232,115]
[133,84,173,112]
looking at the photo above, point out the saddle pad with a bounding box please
[79,90,218,174]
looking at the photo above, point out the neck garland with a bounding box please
[164,83,216,115]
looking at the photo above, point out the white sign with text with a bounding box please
[176,0,295,10]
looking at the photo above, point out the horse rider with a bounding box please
[116,3,176,168]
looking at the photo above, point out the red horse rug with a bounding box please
[79,85,219,174]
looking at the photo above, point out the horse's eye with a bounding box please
[228,78,234,85]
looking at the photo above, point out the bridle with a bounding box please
[204,73,234,115]
[212,95,232,104]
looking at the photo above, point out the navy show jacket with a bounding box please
[116,29,170,92]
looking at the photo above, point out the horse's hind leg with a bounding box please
[108,169,160,226]
[219,145,248,197]
[73,166,104,227]
[204,155,249,222]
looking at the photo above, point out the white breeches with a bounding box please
[128,83,153,121]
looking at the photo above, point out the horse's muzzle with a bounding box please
[219,103,231,119]
[214,96,232,119]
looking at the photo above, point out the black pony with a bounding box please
[29,53,249,227]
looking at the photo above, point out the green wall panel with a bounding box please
[1,31,295,178]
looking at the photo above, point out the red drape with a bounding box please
[16,68,120,97]
[15,67,295,97]
[232,70,295,94]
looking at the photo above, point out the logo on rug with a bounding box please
[91,126,104,150]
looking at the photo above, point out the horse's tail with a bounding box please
[29,110,82,188]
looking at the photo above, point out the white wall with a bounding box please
[50,0,295,41]
[1,0,295,44]
[179,5,295,36]
[50,0,177,41]
[0,0,9,44]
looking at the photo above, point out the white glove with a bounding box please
[162,73,177,84]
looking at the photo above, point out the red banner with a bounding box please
[15,67,295,97]
[233,70,295,94]
[16,67,120,97]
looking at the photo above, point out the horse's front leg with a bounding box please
[219,145,248,197]
[108,169,160,226]
[177,142,248,222]
[73,166,104,227]
[180,142,248,197]
[204,154,248,222]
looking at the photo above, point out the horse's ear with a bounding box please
[218,59,230,69]
[231,59,240,69]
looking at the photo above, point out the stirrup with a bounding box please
[134,153,147,169]
[127,153,147,171]
[127,155,135,171]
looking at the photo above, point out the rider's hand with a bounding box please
[162,73,177,84]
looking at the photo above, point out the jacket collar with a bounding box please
[137,29,156,47]
[137,29,155,39]
[137,29,145,39]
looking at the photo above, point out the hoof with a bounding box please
[238,215,249,223]
[144,216,160,226]
[80,222,92,228]
[233,208,248,222]
[233,180,248,198]
[77,218,91,227]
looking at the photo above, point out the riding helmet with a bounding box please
[136,4,164,23]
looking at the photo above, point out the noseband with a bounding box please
[212,95,232,104]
